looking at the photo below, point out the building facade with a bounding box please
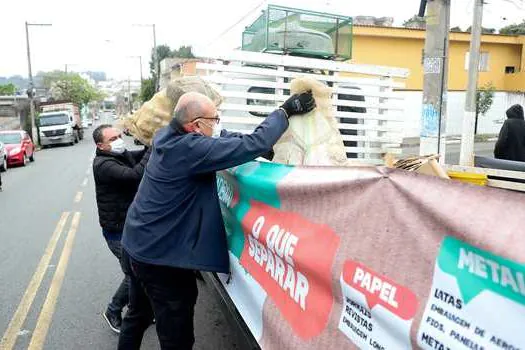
[351,25,525,137]
[351,25,525,92]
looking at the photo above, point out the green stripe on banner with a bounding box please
[218,161,293,259]
[438,236,525,305]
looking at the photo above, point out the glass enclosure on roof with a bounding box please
[242,5,353,60]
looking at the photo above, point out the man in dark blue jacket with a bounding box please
[118,91,315,349]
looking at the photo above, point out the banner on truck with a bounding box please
[216,161,525,350]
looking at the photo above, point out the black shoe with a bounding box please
[103,310,122,334]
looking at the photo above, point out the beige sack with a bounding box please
[124,76,223,145]
[272,77,349,166]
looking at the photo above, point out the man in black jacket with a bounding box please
[495,104,525,162]
[92,124,151,333]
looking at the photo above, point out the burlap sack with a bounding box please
[124,76,223,145]
[272,77,349,166]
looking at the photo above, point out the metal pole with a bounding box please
[420,0,451,164]
[128,78,132,113]
[152,24,158,91]
[459,0,484,166]
[139,56,143,82]
[132,24,157,89]
[25,21,38,147]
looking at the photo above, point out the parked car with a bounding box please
[0,130,35,167]
[0,141,7,172]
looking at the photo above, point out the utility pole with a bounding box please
[25,21,52,147]
[420,0,451,163]
[127,56,143,83]
[139,56,143,83]
[152,24,158,92]
[133,24,158,91]
[459,0,484,166]
[128,78,132,114]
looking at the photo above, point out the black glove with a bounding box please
[280,91,316,118]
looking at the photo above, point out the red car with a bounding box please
[0,130,35,167]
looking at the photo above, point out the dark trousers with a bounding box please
[106,238,129,314]
[118,249,198,350]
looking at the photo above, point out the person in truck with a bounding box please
[92,124,152,334]
[118,91,315,349]
[494,104,525,162]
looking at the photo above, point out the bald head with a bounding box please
[174,92,219,137]
[174,92,215,124]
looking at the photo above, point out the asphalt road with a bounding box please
[0,117,241,350]
[402,141,496,165]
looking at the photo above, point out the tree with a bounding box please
[148,44,196,92]
[465,26,496,34]
[149,44,173,86]
[0,83,16,95]
[403,15,425,29]
[140,78,156,102]
[84,71,107,82]
[172,45,195,59]
[475,82,495,134]
[42,71,105,107]
[500,21,525,35]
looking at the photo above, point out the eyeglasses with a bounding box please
[195,115,220,125]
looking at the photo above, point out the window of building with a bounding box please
[464,52,490,72]
[505,66,516,74]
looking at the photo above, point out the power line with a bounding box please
[207,0,266,46]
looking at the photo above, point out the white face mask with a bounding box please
[212,121,222,138]
[110,138,126,154]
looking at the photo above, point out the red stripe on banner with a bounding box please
[240,200,340,339]
[343,260,418,320]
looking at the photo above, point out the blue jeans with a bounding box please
[104,232,129,315]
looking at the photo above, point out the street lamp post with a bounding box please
[64,63,77,74]
[127,56,143,83]
[133,24,158,91]
[64,63,77,101]
[127,56,143,109]
[127,78,132,114]
[139,56,143,83]
[25,21,52,147]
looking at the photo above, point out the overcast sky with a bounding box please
[1,0,524,81]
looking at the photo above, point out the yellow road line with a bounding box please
[73,192,83,203]
[0,212,70,350]
[28,212,81,350]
